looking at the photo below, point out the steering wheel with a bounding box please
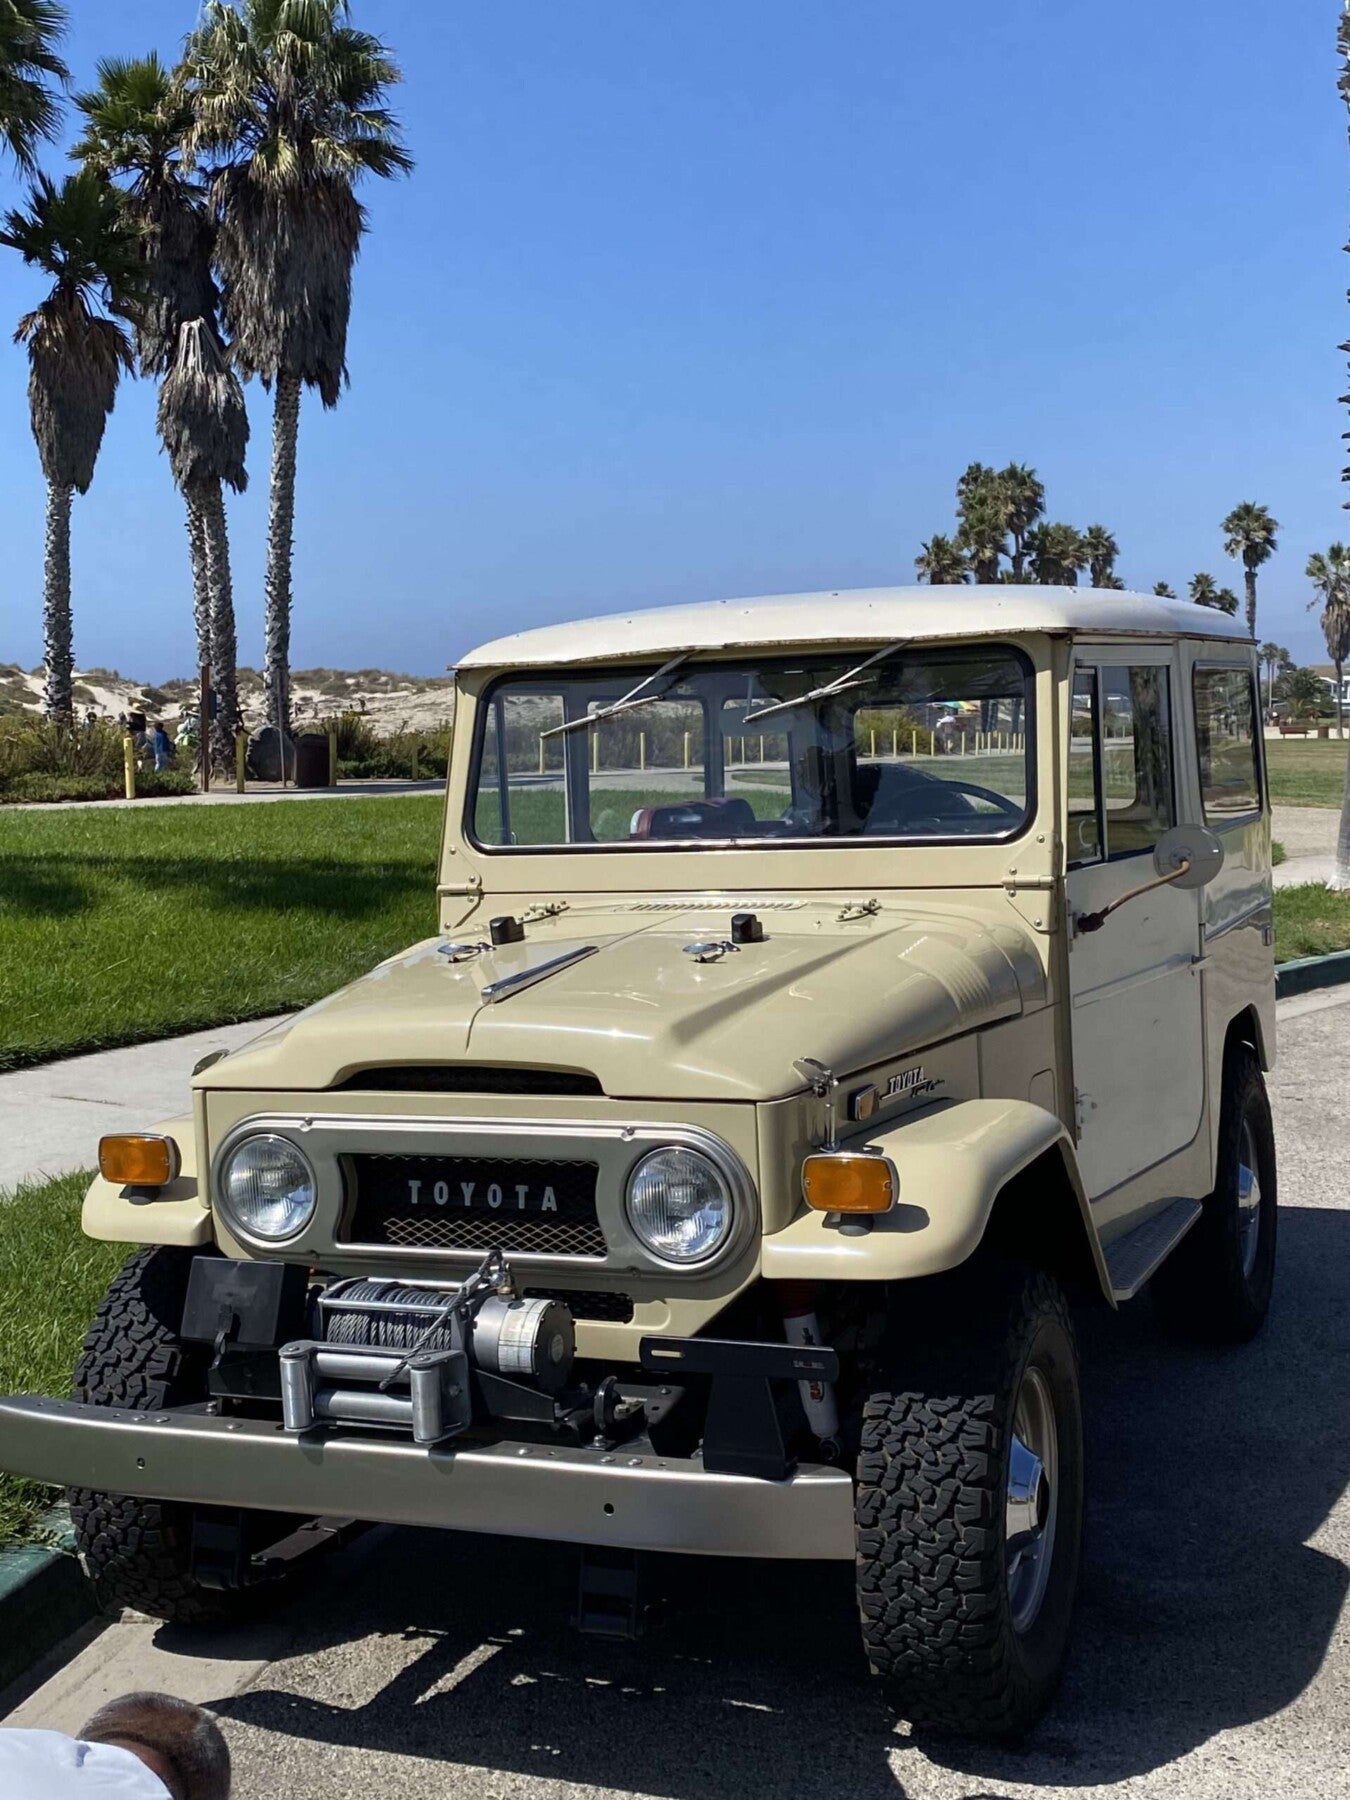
[865,776,1024,834]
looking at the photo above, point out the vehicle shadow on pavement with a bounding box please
[201,1201,1348,1795]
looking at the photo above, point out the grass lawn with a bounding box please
[1272,883,1350,962]
[1264,739,1349,809]
[0,1172,121,1547]
[0,796,444,1071]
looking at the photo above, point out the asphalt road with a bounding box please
[6,987,1350,1799]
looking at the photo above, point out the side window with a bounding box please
[1193,666,1261,821]
[1099,665,1175,857]
[1068,668,1104,866]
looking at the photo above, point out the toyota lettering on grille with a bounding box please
[409,1176,560,1213]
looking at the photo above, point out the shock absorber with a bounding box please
[777,1281,841,1458]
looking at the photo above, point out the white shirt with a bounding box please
[0,1729,172,1798]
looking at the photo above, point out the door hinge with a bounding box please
[1074,1089,1096,1134]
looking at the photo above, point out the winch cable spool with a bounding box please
[319,1272,576,1395]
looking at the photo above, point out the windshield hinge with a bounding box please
[521,899,569,924]
[836,898,880,922]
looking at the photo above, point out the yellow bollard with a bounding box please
[592,733,599,773]
[123,734,136,800]
[539,737,545,775]
[236,730,247,794]
[639,731,646,771]
[683,731,690,769]
[911,729,918,755]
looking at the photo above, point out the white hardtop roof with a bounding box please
[457,585,1249,670]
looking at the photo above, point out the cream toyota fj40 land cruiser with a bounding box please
[0,588,1277,1738]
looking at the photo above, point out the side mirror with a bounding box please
[1077,823,1225,935]
[1152,823,1225,890]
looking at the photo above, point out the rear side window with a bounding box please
[1193,666,1261,821]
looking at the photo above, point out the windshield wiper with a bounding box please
[742,641,906,724]
[539,651,694,739]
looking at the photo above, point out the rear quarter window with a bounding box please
[1193,666,1261,821]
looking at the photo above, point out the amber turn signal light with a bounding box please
[802,1151,897,1214]
[98,1133,181,1189]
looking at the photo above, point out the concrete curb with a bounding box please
[0,1515,96,1693]
[1276,948,1350,999]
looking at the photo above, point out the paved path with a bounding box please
[1270,805,1341,889]
[0,1018,290,1191]
[1,779,443,813]
[4,990,1349,1797]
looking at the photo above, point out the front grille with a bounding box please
[342,1153,607,1257]
[524,1287,635,1323]
[334,1065,604,1096]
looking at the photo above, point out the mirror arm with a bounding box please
[1075,859,1191,935]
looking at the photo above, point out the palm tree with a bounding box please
[1221,501,1279,637]
[1,170,139,718]
[1214,586,1240,615]
[1306,545,1350,739]
[1082,524,1119,588]
[1153,581,1177,598]
[998,462,1044,579]
[158,319,249,772]
[1027,522,1087,586]
[1189,572,1220,608]
[914,534,968,585]
[72,55,219,689]
[0,0,67,175]
[181,0,412,734]
[954,463,1009,583]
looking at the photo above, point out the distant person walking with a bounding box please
[151,723,173,772]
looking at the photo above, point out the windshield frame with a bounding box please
[462,642,1038,855]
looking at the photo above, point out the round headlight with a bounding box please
[218,1133,317,1241]
[625,1146,734,1264]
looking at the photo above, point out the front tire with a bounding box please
[69,1247,294,1625]
[855,1265,1084,1740]
[1151,1044,1277,1343]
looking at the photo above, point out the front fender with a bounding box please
[81,1114,213,1248]
[760,1098,1112,1300]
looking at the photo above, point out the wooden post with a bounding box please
[327,729,336,788]
[639,731,646,771]
[411,742,419,782]
[236,730,247,794]
[123,734,136,801]
[538,736,545,775]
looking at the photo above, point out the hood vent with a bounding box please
[334,1065,604,1096]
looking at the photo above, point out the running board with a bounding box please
[1104,1198,1203,1302]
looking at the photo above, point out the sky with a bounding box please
[0,0,1345,682]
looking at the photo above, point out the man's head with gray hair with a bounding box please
[80,1692,230,1800]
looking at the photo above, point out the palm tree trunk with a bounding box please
[1244,568,1258,638]
[199,479,241,780]
[185,493,212,672]
[263,369,302,734]
[42,481,74,721]
[1334,743,1350,889]
[1337,659,1345,742]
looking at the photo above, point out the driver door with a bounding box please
[1064,648,1205,1201]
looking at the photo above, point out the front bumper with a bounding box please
[0,1394,855,1561]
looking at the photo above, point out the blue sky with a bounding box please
[0,0,1344,680]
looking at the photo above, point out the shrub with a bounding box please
[0,717,125,782]
[0,768,197,804]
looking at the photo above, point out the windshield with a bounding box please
[469,645,1033,849]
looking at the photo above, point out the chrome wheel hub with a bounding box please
[1006,1365,1058,1634]
[1237,1118,1262,1280]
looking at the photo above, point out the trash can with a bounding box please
[294,732,331,789]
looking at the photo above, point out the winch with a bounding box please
[278,1250,575,1445]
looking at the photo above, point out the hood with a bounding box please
[200,900,1045,1102]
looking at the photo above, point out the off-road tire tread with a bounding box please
[68,1247,244,1624]
[856,1267,1078,1740]
[1151,1044,1277,1343]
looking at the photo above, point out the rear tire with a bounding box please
[69,1247,294,1625]
[855,1264,1084,1740]
[1151,1044,1277,1343]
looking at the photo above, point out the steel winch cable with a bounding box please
[322,1279,464,1353]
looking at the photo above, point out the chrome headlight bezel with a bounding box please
[215,1130,318,1244]
[623,1143,737,1266]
